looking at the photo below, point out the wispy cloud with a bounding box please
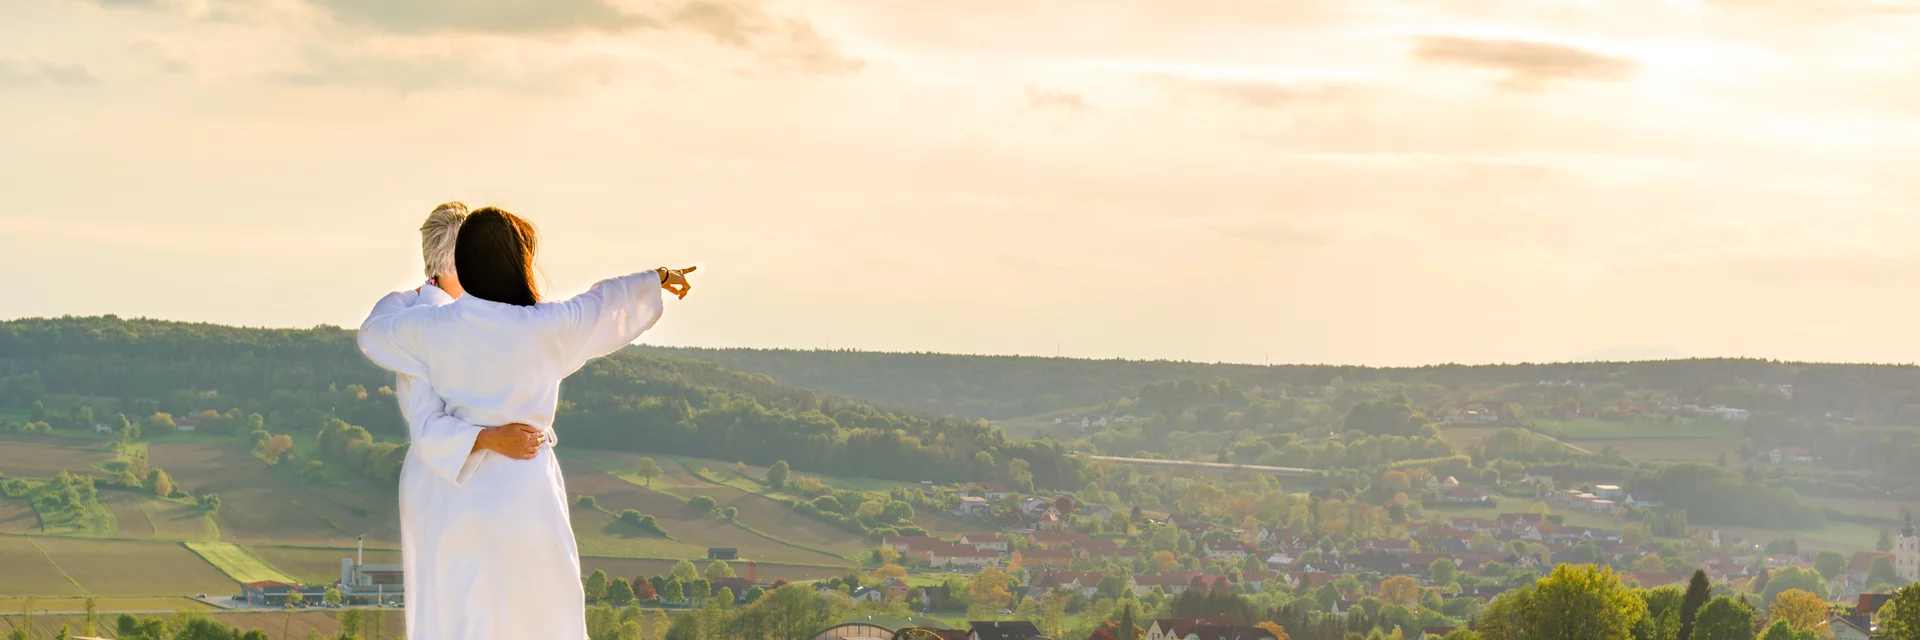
[666,1,863,76]
[1026,86,1089,110]
[0,57,96,87]
[1412,35,1639,91]
[305,0,651,34]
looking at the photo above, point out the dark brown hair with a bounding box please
[454,207,541,306]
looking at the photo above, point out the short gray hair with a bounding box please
[420,202,469,279]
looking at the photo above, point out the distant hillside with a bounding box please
[0,316,1084,490]
[641,346,1920,422]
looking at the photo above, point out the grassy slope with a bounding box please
[186,541,300,584]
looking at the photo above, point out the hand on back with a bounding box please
[476,423,544,460]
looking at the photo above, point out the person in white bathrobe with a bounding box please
[381,203,551,638]
[360,206,693,639]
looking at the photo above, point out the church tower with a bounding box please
[1897,514,1919,583]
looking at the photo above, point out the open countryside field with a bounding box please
[0,537,83,597]
[1569,438,1742,463]
[1803,496,1920,521]
[0,497,39,534]
[911,509,998,537]
[570,506,711,560]
[0,436,114,477]
[0,596,217,613]
[0,611,406,640]
[248,546,400,586]
[580,556,845,584]
[1716,521,1882,554]
[151,442,397,546]
[1540,418,1741,439]
[101,490,156,538]
[565,469,849,565]
[35,538,239,596]
[140,496,218,540]
[1437,426,1504,451]
[1424,496,1624,531]
[186,541,300,584]
[583,451,705,488]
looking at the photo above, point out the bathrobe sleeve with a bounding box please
[362,285,489,484]
[551,271,667,374]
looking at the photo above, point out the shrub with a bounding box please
[619,509,667,536]
[687,494,717,514]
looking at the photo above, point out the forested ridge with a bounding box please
[642,346,1920,422]
[0,315,1084,490]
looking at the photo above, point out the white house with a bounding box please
[1625,493,1661,508]
[1203,540,1254,561]
[1593,485,1623,500]
[952,497,992,517]
[959,533,1008,553]
[1768,447,1819,464]
[93,424,114,434]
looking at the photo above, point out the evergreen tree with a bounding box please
[1680,570,1711,640]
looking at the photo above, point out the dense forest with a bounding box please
[0,316,1085,491]
[644,346,1920,423]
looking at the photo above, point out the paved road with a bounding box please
[1082,454,1318,477]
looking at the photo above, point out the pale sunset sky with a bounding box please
[2,0,1917,366]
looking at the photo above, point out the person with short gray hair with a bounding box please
[419,202,468,295]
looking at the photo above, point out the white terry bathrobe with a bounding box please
[359,271,665,640]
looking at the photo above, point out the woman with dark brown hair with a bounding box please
[358,207,692,639]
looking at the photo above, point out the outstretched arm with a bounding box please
[553,270,673,373]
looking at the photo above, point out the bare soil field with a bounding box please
[0,537,82,597]
[0,438,113,478]
[33,538,239,596]
[248,546,401,586]
[101,490,156,538]
[0,497,40,534]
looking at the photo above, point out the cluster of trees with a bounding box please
[315,418,406,484]
[29,471,101,520]
[777,478,920,538]
[1629,464,1826,529]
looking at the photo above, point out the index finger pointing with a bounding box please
[680,266,697,273]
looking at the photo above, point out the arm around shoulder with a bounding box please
[358,291,431,378]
